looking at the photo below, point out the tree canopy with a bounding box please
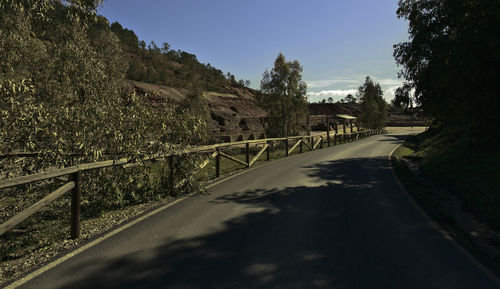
[258,53,308,137]
[105,19,250,92]
[0,0,207,215]
[394,0,500,131]
[358,77,387,129]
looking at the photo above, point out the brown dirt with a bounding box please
[126,80,267,138]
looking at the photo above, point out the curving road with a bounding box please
[11,130,499,289]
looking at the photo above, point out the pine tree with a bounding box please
[358,77,387,129]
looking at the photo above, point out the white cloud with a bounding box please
[377,78,404,86]
[307,89,358,103]
[306,78,359,89]
[384,86,400,100]
[305,77,405,103]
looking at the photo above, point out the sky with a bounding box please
[98,0,409,103]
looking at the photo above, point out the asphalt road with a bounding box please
[13,130,499,289]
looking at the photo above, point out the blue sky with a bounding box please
[98,0,409,103]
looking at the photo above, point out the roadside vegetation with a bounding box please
[392,0,500,275]
[392,128,500,274]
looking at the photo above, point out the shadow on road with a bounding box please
[376,134,408,143]
[56,157,490,289]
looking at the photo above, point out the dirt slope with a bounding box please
[126,81,267,139]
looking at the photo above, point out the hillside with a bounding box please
[126,81,267,141]
[92,18,248,93]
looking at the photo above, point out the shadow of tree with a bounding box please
[56,157,496,289]
[375,134,408,143]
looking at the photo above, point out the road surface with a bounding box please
[11,130,499,289]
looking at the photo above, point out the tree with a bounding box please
[327,97,334,103]
[126,61,145,80]
[392,82,413,110]
[161,42,170,54]
[148,40,161,54]
[0,0,207,215]
[343,94,357,104]
[358,76,387,129]
[394,0,500,131]
[258,53,308,137]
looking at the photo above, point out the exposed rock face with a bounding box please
[205,92,267,135]
[126,81,267,140]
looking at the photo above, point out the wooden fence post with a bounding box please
[326,119,331,147]
[266,141,270,161]
[300,139,303,153]
[215,148,220,178]
[307,114,310,136]
[245,143,250,167]
[285,138,289,157]
[70,170,81,239]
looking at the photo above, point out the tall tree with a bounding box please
[0,0,207,213]
[394,0,500,131]
[358,76,387,129]
[258,53,308,137]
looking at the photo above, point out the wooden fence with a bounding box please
[0,129,386,239]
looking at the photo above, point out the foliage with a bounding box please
[392,82,413,109]
[339,94,357,104]
[357,76,387,129]
[393,1,500,246]
[105,20,251,92]
[0,0,207,216]
[396,125,500,230]
[394,0,500,132]
[258,53,308,137]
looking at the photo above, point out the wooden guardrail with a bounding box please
[0,129,386,239]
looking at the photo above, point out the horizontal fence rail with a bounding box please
[0,129,386,239]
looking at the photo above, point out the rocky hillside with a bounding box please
[126,81,267,141]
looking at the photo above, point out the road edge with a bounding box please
[388,144,500,287]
